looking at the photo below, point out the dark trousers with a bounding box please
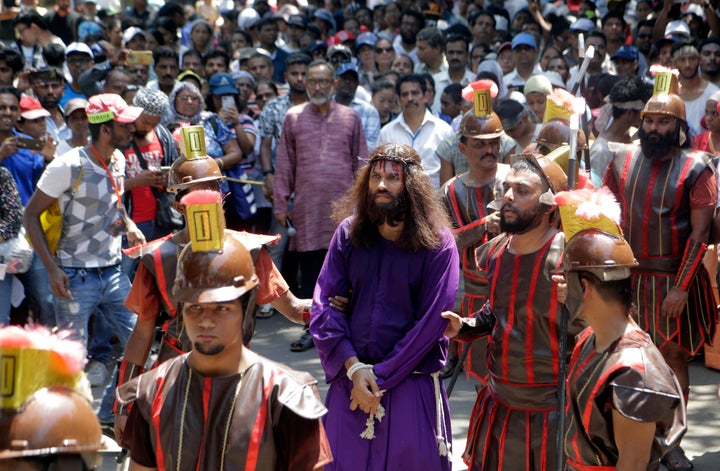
[297,249,328,298]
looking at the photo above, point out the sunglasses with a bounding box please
[375,47,393,53]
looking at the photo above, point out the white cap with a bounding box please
[122,27,145,47]
[66,42,93,58]
[665,20,690,38]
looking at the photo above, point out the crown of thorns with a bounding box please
[364,144,421,166]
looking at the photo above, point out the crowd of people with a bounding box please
[1,0,719,469]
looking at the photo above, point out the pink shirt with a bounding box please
[275,102,367,252]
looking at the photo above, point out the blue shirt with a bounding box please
[60,83,87,109]
[1,130,46,205]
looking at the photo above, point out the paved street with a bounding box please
[96,312,720,470]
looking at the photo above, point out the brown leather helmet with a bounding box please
[510,153,568,195]
[167,155,223,194]
[640,93,686,122]
[535,119,587,154]
[459,110,504,139]
[0,387,103,460]
[173,230,259,303]
[565,229,638,281]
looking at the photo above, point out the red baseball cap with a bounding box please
[19,96,50,120]
[86,93,143,124]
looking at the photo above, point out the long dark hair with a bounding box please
[333,143,451,251]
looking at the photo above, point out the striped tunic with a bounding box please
[464,232,584,470]
[604,147,718,355]
[119,351,332,471]
[564,327,686,470]
[442,168,508,381]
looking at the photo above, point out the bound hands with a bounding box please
[349,367,383,415]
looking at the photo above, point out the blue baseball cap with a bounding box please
[208,73,239,96]
[356,32,378,49]
[612,45,639,61]
[512,32,537,50]
[336,62,359,76]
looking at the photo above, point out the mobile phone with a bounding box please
[17,137,44,151]
[127,51,153,66]
[222,96,235,109]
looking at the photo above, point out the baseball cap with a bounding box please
[498,42,512,54]
[66,42,93,58]
[287,14,307,28]
[237,47,257,62]
[612,45,639,61]
[495,99,526,130]
[421,1,442,19]
[306,40,328,55]
[331,30,355,46]
[86,94,143,124]
[208,73,239,96]
[336,63,359,76]
[313,8,337,31]
[63,98,89,117]
[19,96,50,120]
[570,18,596,33]
[122,27,145,47]
[665,20,690,39]
[327,44,352,60]
[177,69,202,85]
[524,74,552,96]
[28,67,64,83]
[512,32,537,50]
[356,32,378,49]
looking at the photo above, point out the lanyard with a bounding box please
[89,143,123,209]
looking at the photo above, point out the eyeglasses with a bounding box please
[637,33,652,39]
[16,26,28,35]
[375,47,393,53]
[177,95,200,103]
[306,79,332,88]
[67,57,92,65]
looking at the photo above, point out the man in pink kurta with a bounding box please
[274,60,367,303]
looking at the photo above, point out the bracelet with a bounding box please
[215,157,224,169]
[346,362,374,381]
[262,169,274,176]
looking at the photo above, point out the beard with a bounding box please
[639,126,678,160]
[193,342,225,355]
[500,202,544,234]
[400,30,416,45]
[367,189,408,227]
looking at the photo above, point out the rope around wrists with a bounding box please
[346,362,374,381]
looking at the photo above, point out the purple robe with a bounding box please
[310,217,459,471]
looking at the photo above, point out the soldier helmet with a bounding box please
[511,153,568,195]
[458,111,504,139]
[565,229,638,281]
[167,155,223,194]
[535,119,587,154]
[640,93,686,122]
[173,230,259,304]
[0,387,103,463]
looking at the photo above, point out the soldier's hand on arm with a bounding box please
[329,292,351,313]
[441,311,462,338]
